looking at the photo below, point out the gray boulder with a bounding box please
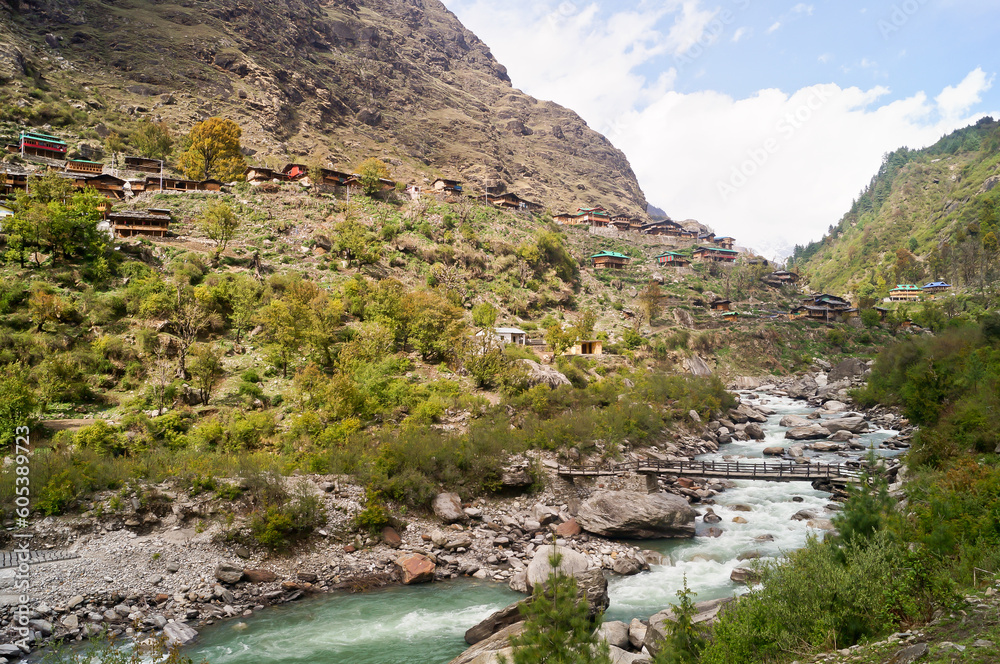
[785,374,818,399]
[449,622,523,664]
[629,618,648,649]
[163,621,198,647]
[214,563,244,584]
[433,492,468,523]
[823,416,869,434]
[520,359,571,388]
[526,545,590,590]
[745,423,766,440]
[596,621,631,649]
[784,424,831,440]
[778,414,812,428]
[734,404,768,423]
[829,358,869,382]
[577,491,696,539]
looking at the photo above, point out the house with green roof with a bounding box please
[590,250,630,270]
[889,284,922,302]
[19,131,67,158]
[692,246,738,263]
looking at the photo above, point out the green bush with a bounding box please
[74,420,132,457]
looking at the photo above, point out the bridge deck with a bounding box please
[557,459,862,483]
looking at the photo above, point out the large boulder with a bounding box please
[433,492,468,523]
[449,622,523,664]
[596,621,631,649]
[396,553,436,584]
[745,423,766,440]
[822,416,869,434]
[163,621,198,647]
[526,545,590,590]
[778,414,812,428]
[520,359,571,388]
[685,355,712,377]
[785,374,818,399]
[734,404,768,423]
[214,563,244,584]
[784,424,831,440]
[577,491,696,539]
[465,603,523,645]
[829,358,869,382]
[644,598,733,656]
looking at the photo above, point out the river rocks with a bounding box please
[396,553,436,584]
[702,509,721,524]
[525,545,590,590]
[745,423,766,440]
[733,404,768,423]
[791,509,818,521]
[737,550,761,561]
[465,602,523,645]
[450,622,523,664]
[823,416,869,434]
[829,358,869,382]
[61,614,79,630]
[612,556,643,576]
[788,444,805,457]
[163,621,198,647]
[705,527,723,537]
[732,516,747,524]
[785,424,831,440]
[596,621,631,649]
[433,493,468,523]
[644,598,733,655]
[520,359,571,388]
[762,446,785,456]
[807,519,835,531]
[243,569,278,583]
[555,518,582,537]
[382,526,402,547]
[214,563,244,584]
[730,567,761,584]
[809,441,844,452]
[827,429,855,442]
[577,491,696,539]
[628,618,647,649]
[785,374,819,399]
[821,400,849,413]
[779,414,812,428]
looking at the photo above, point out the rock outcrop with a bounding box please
[576,491,696,539]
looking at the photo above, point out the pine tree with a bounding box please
[651,576,705,664]
[501,550,612,664]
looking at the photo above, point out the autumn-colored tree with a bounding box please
[178,117,246,181]
[357,158,391,197]
[132,120,174,162]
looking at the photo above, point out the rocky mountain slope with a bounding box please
[792,117,1000,295]
[0,0,647,215]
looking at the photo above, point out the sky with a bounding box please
[441,0,1000,259]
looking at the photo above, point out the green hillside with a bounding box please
[793,117,1000,300]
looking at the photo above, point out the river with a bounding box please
[184,392,899,664]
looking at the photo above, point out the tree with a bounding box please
[178,117,246,181]
[856,282,878,309]
[0,363,37,450]
[501,548,612,664]
[132,120,174,162]
[189,343,224,405]
[170,288,222,379]
[472,302,499,329]
[224,274,264,344]
[104,131,125,166]
[410,291,467,362]
[546,324,577,356]
[651,577,705,664]
[577,308,597,339]
[638,282,664,322]
[200,201,241,257]
[356,158,391,197]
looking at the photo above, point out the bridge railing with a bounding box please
[556,458,862,480]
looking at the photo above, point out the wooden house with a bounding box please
[693,246,738,263]
[432,178,462,194]
[723,311,739,322]
[714,236,736,250]
[0,203,13,220]
[65,159,103,175]
[19,131,67,158]
[245,166,280,184]
[921,281,952,298]
[108,208,172,237]
[576,206,610,226]
[590,251,630,270]
[0,168,28,195]
[640,219,685,237]
[611,214,639,231]
[123,156,162,174]
[148,176,222,192]
[553,212,584,225]
[71,173,127,199]
[762,270,800,287]
[889,284,922,302]
[566,340,603,356]
[710,299,731,312]
[319,169,355,186]
[655,251,690,267]
[495,327,527,345]
[487,192,542,212]
[698,232,716,243]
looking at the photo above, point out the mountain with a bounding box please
[0,0,647,215]
[793,117,1000,295]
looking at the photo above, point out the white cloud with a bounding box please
[611,75,993,259]
[441,1,995,259]
[818,53,833,63]
[767,21,782,33]
[731,26,748,43]
[935,67,994,120]
[791,3,814,14]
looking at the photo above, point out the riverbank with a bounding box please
[2,359,910,661]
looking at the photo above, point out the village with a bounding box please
[0,127,953,337]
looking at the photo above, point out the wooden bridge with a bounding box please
[556,459,863,483]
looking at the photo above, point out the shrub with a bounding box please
[74,420,131,457]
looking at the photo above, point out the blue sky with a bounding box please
[442,0,999,258]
